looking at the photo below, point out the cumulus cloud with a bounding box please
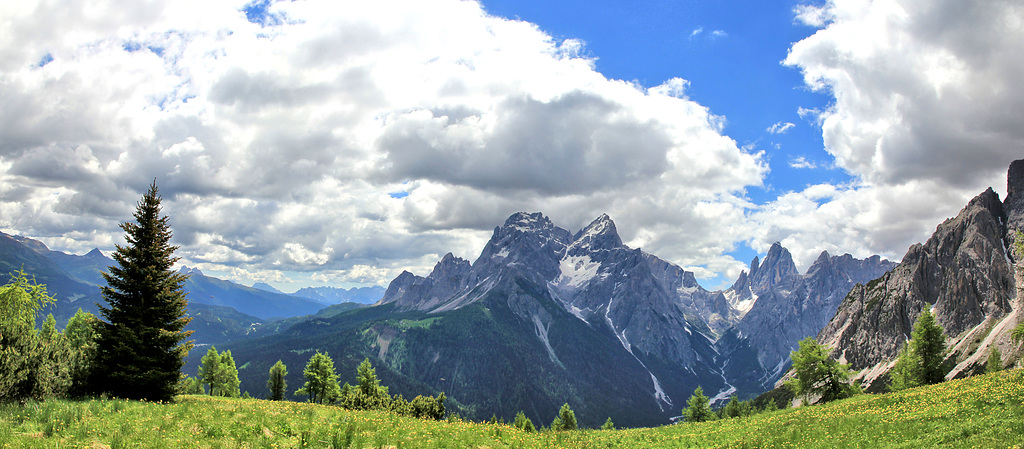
[756,0,1024,270]
[0,0,765,288]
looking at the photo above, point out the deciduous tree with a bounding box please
[295,351,340,404]
[786,337,858,404]
[682,386,714,423]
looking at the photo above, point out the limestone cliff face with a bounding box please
[814,159,1024,389]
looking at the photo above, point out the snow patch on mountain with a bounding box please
[555,255,603,290]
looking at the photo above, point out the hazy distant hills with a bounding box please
[0,232,342,343]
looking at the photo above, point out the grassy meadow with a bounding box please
[2,368,1022,448]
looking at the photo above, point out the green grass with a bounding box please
[2,369,1023,448]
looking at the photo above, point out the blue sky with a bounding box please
[479,0,846,273]
[2,0,1022,291]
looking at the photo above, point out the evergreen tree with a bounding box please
[889,343,921,391]
[179,375,204,394]
[986,346,1003,374]
[763,398,778,412]
[550,403,577,431]
[199,346,222,396]
[682,386,714,423]
[31,314,73,399]
[601,417,614,430]
[786,337,858,404]
[514,411,535,432]
[722,396,742,418]
[92,181,193,402]
[64,308,98,397]
[357,357,383,397]
[296,351,341,404]
[0,271,57,402]
[911,306,946,385]
[219,350,241,398]
[267,360,288,401]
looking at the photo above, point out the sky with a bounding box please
[1,0,1022,292]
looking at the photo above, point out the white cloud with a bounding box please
[756,0,1024,271]
[767,121,795,134]
[0,0,765,286]
[788,156,817,169]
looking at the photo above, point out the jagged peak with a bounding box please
[179,266,203,276]
[502,212,555,232]
[748,256,760,278]
[430,252,471,277]
[571,214,623,249]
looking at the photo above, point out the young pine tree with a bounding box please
[93,181,193,401]
[911,305,946,385]
[267,360,288,401]
[296,351,341,404]
[601,417,614,430]
[986,346,1003,374]
[550,403,577,431]
[683,386,714,423]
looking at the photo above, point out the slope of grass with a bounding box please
[2,368,1022,448]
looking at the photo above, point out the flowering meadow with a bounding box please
[2,368,1022,448]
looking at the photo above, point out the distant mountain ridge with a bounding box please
[293,285,385,305]
[0,233,328,342]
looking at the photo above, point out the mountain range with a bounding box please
[8,159,1022,428]
[201,210,892,427]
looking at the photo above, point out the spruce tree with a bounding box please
[601,417,614,430]
[267,360,288,401]
[550,403,577,431]
[92,181,193,401]
[910,306,946,385]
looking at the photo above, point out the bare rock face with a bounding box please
[815,159,1024,389]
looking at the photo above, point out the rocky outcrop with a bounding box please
[814,159,1024,389]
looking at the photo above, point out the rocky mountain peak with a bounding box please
[429,252,472,280]
[85,248,105,258]
[749,242,798,293]
[570,214,623,252]
[502,211,558,233]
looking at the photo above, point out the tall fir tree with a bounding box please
[267,360,288,401]
[92,181,193,402]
